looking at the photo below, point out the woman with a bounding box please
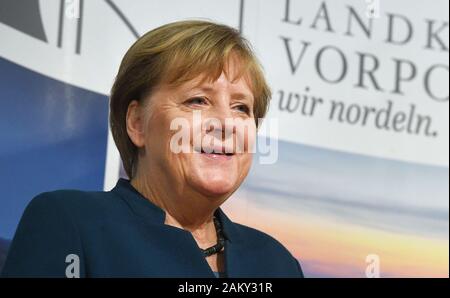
[1,20,303,278]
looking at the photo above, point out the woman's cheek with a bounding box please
[235,119,256,153]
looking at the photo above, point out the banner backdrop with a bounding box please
[0,0,448,277]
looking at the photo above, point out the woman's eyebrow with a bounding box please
[191,86,254,102]
[232,92,253,100]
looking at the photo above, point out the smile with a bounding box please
[193,147,235,160]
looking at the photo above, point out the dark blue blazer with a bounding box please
[1,179,303,278]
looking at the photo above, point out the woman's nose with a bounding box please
[203,104,235,139]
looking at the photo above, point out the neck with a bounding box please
[130,170,223,233]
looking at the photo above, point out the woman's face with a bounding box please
[133,64,256,198]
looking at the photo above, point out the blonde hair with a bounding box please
[110,19,271,178]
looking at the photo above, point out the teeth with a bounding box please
[194,147,234,155]
[203,151,224,155]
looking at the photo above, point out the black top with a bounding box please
[1,179,304,278]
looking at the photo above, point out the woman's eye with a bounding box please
[234,104,250,114]
[186,97,207,106]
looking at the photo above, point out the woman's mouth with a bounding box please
[194,146,235,161]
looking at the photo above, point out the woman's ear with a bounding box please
[126,100,146,148]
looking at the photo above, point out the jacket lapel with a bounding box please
[216,208,263,278]
[113,178,258,278]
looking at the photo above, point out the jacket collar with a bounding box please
[111,178,239,243]
[112,178,262,277]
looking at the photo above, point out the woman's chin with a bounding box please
[191,177,237,197]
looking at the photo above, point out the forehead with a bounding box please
[157,51,255,98]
